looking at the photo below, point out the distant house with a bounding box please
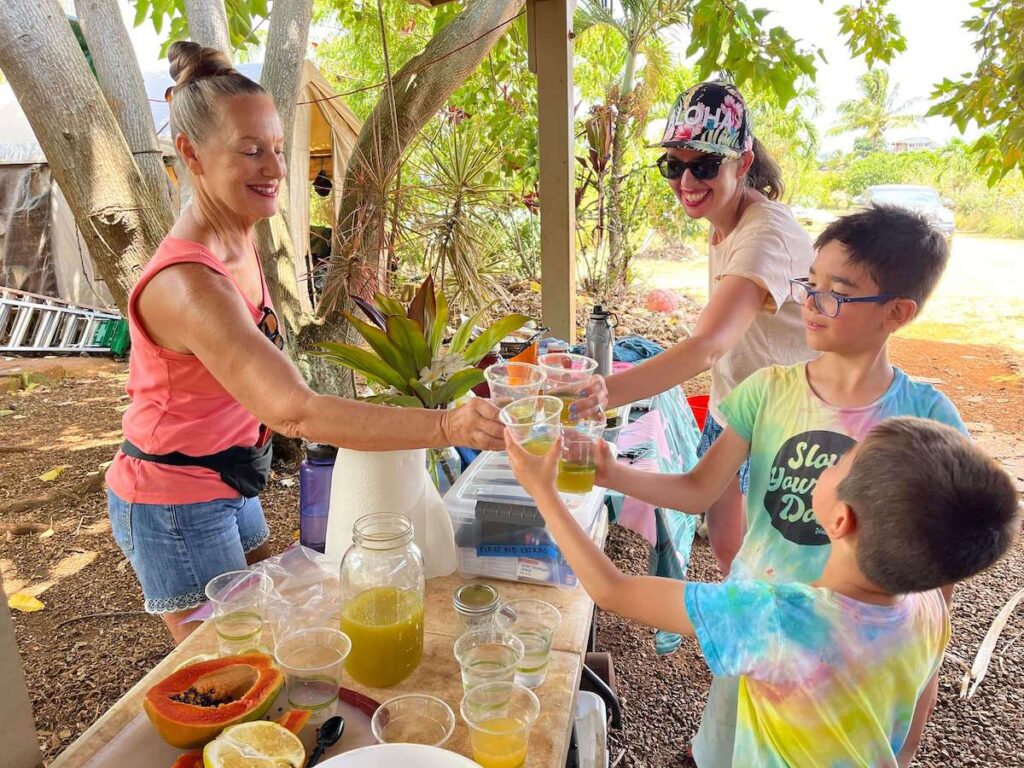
[891,136,938,152]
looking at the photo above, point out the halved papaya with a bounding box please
[144,653,283,749]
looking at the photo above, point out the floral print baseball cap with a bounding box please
[657,81,754,157]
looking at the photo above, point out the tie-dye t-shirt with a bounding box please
[685,580,950,767]
[719,362,966,585]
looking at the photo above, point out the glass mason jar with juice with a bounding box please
[339,513,425,688]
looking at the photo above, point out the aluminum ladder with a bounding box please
[0,286,122,354]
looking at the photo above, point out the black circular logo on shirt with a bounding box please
[762,430,856,546]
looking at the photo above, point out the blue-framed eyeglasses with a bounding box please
[789,278,898,318]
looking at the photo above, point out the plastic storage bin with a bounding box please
[443,450,607,588]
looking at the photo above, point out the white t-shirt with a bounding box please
[707,197,814,423]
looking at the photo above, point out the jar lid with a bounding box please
[453,583,499,615]
[305,442,338,461]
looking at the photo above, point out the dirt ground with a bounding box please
[1,333,1022,765]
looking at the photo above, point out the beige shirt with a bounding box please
[708,197,814,424]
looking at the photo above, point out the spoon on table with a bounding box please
[305,715,345,767]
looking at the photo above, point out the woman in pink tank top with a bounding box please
[106,42,504,644]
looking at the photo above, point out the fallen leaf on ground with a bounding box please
[8,593,45,612]
[38,465,70,482]
[990,373,1022,384]
[39,527,55,539]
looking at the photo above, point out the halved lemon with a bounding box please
[202,721,305,768]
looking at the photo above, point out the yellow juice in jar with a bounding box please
[470,717,530,768]
[340,586,424,688]
[556,460,597,493]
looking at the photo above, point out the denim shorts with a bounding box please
[106,489,270,614]
[696,413,751,495]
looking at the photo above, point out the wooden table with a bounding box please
[51,513,608,768]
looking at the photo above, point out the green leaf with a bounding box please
[408,377,437,408]
[363,394,425,408]
[133,0,150,28]
[429,286,449,358]
[463,313,531,365]
[450,303,495,355]
[374,293,406,317]
[313,342,408,391]
[387,316,432,373]
[342,311,418,383]
[433,368,485,405]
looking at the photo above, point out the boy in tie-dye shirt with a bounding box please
[506,418,1020,767]
[595,206,974,765]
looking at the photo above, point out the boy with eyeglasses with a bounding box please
[596,205,965,766]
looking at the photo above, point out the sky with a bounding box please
[112,0,981,154]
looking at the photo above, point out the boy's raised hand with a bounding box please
[504,428,561,498]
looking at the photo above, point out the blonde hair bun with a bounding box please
[168,41,237,88]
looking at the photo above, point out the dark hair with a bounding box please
[838,417,1020,593]
[746,136,784,201]
[166,41,265,145]
[814,205,949,308]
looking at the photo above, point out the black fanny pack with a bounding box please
[120,434,273,498]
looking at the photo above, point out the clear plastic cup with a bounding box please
[538,353,598,425]
[453,628,525,693]
[371,693,456,747]
[484,362,547,408]
[204,570,274,656]
[274,627,352,726]
[460,681,541,768]
[557,413,607,494]
[499,396,563,455]
[494,599,562,688]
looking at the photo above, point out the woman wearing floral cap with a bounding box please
[577,81,814,578]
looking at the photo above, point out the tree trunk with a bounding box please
[321,0,527,317]
[254,0,313,353]
[0,0,169,312]
[606,46,637,289]
[75,0,176,224]
[184,0,231,56]
[262,0,312,163]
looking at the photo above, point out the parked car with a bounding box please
[856,185,956,240]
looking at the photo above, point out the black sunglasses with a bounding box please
[656,154,725,181]
[258,306,285,350]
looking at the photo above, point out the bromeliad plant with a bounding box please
[317,276,531,409]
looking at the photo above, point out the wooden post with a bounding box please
[0,582,44,768]
[529,0,576,342]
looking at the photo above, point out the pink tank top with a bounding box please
[105,235,271,504]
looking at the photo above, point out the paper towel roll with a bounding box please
[326,448,457,578]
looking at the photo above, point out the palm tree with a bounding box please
[575,0,691,287]
[830,69,918,142]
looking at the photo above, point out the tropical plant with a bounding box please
[402,126,511,306]
[929,0,1024,183]
[574,0,690,288]
[829,69,918,142]
[315,275,530,408]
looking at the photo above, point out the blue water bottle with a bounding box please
[299,442,337,553]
